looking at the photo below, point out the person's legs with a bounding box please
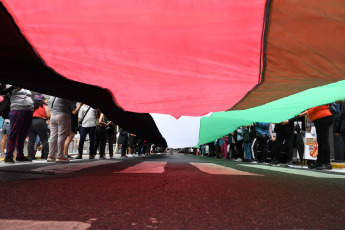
[106,131,114,157]
[48,114,59,159]
[88,126,96,157]
[94,125,101,155]
[258,137,268,163]
[56,114,70,158]
[99,127,106,157]
[5,111,22,158]
[1,121,10,153]
[273,135,284,163]
[14,110,33,158]
[342,133,345,161]
[35,119,49,159]
[121,143,128,156]
[64,132,75,156]
[78,127,88,157]
[244,142,251,160]
[285,133,294,163]
[1,134,8,153]
[27,121,37,159]
[314,116,333,165]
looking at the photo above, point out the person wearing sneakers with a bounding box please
[4,87,34,163]
[47,97,76,163]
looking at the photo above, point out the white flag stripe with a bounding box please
[32,161,121,174]
[114,162,167,173]
[190,163,262,176]
[150,113,212,148]
[240,164,345,179]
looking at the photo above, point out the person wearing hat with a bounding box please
[27,94,51,160]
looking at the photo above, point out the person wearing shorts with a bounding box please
[1,119,10,154]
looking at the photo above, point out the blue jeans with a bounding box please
[243,142,251,160]
[79,126,96,156]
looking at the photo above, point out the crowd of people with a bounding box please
[0,85,155,163]
[191,104,345,171]
[1,84,344,170]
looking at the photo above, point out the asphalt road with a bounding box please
[0,153,344,230]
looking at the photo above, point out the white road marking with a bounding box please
[240,164,345,179]
[114,162,167,173]
[0,219,90,230]
[190,163,262,176]
[31,160,121,174]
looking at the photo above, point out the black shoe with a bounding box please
[99,156,106,159]
[75,154,83,159]
[67,155,74,159]
[316,164,332,170]
[28,156,37,161]
[4,156,15,164]
[89,155,95,159]
[270,160,280,166]
[16,156,32,162]
[308,163,320,169]
[285,161,293,167]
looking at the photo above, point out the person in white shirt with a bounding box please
[76,104,97,159]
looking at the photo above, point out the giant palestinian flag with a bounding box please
[1,0,345,148]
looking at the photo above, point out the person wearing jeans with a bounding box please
[76,105,97,159]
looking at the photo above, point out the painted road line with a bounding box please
[190,163,262,176]
[114,162,167,173]
[240,164,345,179]
[32,160,121,174]
[0,219,90,230]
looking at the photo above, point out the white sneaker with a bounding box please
[56,156,70,163]
[47,157,56,162]
[235,158,243,162]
